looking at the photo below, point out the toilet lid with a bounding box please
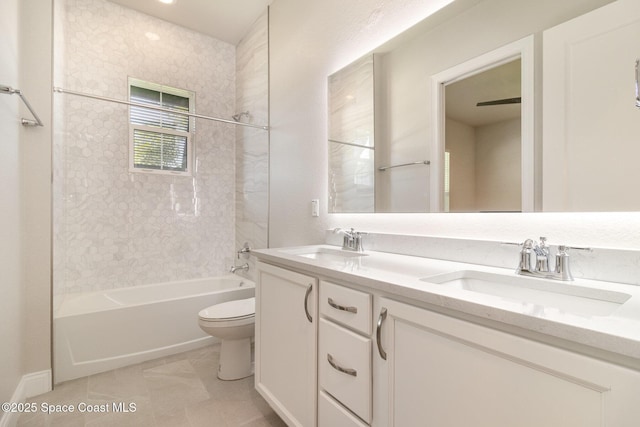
[198,297,255,321]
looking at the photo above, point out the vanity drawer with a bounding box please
[319,318,372,423]
[319,390,368,427]
[320,280,372,334]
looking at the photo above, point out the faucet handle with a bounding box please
[353,231,367,252]
[554,246,573,281]
[333,227,355,237]
[237,242,252,259]
[553,245,591,281]
[516,239,534,273]
[333,227,367,251]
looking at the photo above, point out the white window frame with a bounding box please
[128,77,195,176]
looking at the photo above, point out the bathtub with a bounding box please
[54,275,254,383]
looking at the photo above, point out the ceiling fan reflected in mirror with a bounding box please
[476,96,521,106]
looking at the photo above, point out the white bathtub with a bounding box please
[54,275,254,383]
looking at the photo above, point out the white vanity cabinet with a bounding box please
[374,297,640,427]
[256,259,640,427]
[255,262,318,427]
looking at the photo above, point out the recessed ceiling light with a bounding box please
[158,0,175,4]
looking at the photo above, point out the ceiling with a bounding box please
[445,59,521,127]
[107,0,272,45]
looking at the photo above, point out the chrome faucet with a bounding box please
[333,228,367,252]
[230,263,249,273]
[515,237,590,281]
[237,242,251,258]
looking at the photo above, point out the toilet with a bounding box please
[198,297,255,380]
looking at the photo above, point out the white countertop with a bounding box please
[253,245,640,365]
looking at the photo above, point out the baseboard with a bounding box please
[0,370,51,427]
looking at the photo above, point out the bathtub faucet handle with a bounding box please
[237,243,252,259]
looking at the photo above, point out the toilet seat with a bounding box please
[198,297,255,322]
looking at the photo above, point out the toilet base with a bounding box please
[218,337,253,381]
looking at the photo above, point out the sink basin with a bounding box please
[421,270,631,317]
[282,247,368,262]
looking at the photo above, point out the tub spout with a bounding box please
[230,263,249,273]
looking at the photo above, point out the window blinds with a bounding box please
[130,84,191,172]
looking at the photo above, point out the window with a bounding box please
[128,78,195,175]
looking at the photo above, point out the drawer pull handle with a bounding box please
[304,284,313,323]
[327,353,357,377]
[636,59,640,108]
[377,307,388,360]
[327,297,358,314]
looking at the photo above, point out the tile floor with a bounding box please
[17,345,286,427]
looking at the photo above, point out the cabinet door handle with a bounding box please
[304,284,313,323]
[636,59,640,108]
[376,307,388,360]
[327,297,358,314]
[327,353,357,377]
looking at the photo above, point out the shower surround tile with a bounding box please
[53,0,238,296]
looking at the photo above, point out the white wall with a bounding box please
[476,118,521,212]
[20,0,53,381]
[446,118,476,212]
[375,39,433,213]
[0,0,52,409]
[268,0,640,251]
[0,0,25,405]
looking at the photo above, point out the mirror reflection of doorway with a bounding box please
[444,59,522,213]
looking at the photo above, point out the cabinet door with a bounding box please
[256,262,317,427]
[543,0,640,211]
[374,297,640,427]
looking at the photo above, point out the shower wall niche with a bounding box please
[53,0,267,297]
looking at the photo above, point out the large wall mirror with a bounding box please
[327,0,628,213]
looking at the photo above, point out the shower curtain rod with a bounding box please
[53,87,269,131]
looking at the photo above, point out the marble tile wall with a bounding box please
[53,0,237,296]
[235,11,270,281]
